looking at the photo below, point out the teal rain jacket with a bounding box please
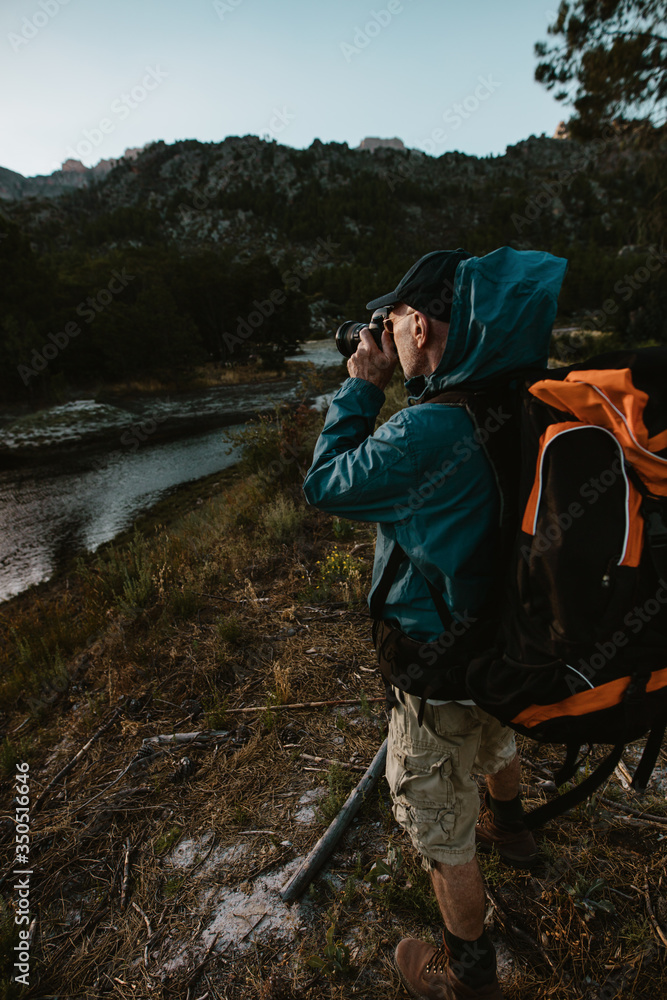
[303,247,568,642]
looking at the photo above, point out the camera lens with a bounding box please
[335,321,369,358]
[334,308,390,358]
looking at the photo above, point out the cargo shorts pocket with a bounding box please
[386,744,458,852]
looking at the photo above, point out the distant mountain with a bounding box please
[0,130,663,402]
[357,137,406,151]
[2,130,656,269]
[0,147,145,202]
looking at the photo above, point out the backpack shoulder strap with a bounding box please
[369,540,455,630]
[524,743,625,830]
[632,714,667,791]
[369,377,524,625]
[369,541,407,620]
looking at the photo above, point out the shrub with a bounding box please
[260,494,305,544]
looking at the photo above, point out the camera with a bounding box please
[335,307,392,358]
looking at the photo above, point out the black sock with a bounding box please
[488,791,525,827]
[443,927,496,988]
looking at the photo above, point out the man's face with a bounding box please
[384,303,424,377]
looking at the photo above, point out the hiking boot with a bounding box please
[475,792,538,869]
[395,937,504,999]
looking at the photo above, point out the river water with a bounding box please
[0,341,343,604]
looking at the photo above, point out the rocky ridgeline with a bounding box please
[0,131,651,269]
[0,147,145,202]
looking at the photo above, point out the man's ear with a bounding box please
[413,311,430,348]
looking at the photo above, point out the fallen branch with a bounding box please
[485,885,562,976]
[299,753,366,772]
[226,696,384,714]
[32,708,122,812]
[185,931,220,997]
[599,797,667,827]
[132,901,153,935]
[239,912,267,942]
[280,737,388,904]
[349,542,373,554]
[643,870,667,949]
[236,829,280,836]
[120,838,132,910]
[142,730,230,746]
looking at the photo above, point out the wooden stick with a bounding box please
[131,901,154,965]
[120,838,132,910]
[299,753,366,772]
[132,901,153,936]
[32,708,122,812]
[280,737,388,904]
[142,730,230,746]
[185,931,220,992]
[226,696,384,714]
[599,797,667,826]
[643,870,667,949]
[485,885,561,975]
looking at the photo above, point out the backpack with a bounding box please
[372,347,667,827]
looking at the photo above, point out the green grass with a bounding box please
[154,826,182,856]
[315,764,358,825]
[216,614,243,645]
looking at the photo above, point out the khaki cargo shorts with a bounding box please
[385,693,516,867]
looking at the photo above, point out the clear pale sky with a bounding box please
[1,0,566,177]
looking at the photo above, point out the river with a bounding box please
[0,340,343,604]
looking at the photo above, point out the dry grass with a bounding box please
[100,359,315,398]
[0,401,666,999]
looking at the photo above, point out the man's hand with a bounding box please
[347,328,398,391]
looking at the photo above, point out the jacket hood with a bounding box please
[404,247,568,402]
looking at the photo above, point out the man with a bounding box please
[303,246,568,999]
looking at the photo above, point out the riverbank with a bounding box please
[0,348,344,462]
[3,348,334,413]
[0,386,665,999]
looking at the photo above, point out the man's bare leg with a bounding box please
[430,857,485,939]
[486,752,521,801]
[429,755,523,939]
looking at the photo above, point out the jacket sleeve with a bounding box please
[302,377,419,524]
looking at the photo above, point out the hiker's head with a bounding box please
[365,248,472,377]
[366,248,472,324]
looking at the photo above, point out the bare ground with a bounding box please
[1,407,666,1000]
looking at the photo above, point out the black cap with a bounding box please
[366,248,473,322]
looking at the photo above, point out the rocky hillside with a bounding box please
[0,147,143,202]
[1,131,664,401]
[2,131,657,265]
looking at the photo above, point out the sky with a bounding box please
[0,0,567,178]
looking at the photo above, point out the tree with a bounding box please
[535,1,667,136]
